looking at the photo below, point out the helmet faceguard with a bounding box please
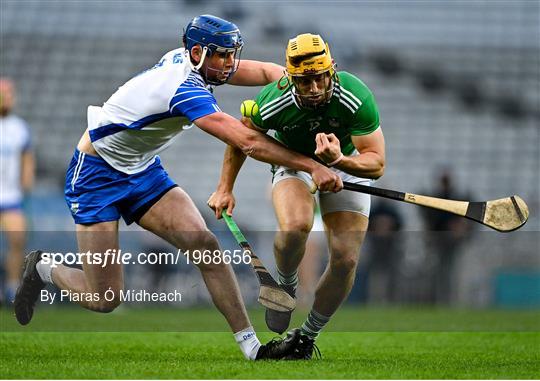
[286,33,336,109]
[183,15,244,85]
[290,72,334,109]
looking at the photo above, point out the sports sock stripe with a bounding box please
[277,268,298,287]
[301,309,331,339]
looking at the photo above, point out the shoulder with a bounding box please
[336,71,375,100]
[5,115,30,132]
[2,115,31,145]
[256,77,291,106]
[333,72,377,113]
[255,77,295,121]
[159,48,189,66]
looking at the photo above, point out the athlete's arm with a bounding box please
[228,60,284,86]
[196,112,342,214]
[217,117,268,192]
[314,127,385,179]
[20,150,34,192]
[207,118,265,218]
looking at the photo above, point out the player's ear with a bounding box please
[190,45,202,64]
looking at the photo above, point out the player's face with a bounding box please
[205,50,236,83]
[292,72,332,108]
[0,79,15,116]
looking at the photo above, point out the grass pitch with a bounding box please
[1,306,539,379]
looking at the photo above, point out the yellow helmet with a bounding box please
[285,33,336,108]
[286,33,335,77]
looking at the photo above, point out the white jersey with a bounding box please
[88,48,221,174]
[0,114,31,206]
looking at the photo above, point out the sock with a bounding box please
[234,326,261,360]
[277,268,298,290]
[300,309,331,340]
[36,260,54,284]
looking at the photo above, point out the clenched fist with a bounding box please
[314,133,343,166]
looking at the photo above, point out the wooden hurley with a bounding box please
[343,182,529,232]
[222,212,296,312]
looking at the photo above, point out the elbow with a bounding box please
[236,132,258,157]
[372,159,385,180]
[372,167,384,180]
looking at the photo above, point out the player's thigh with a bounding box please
[323,211,368,273]
[323,211,369,244]
[138,187,212,249]
[272,169,316,232]
[77,220,123,293]
[319,173,370,244]
[322,196,369,254]
[0,210,26,248]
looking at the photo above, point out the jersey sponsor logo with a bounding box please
[151,58,166,70]
[173,53,184,64]
[282,124,297,132]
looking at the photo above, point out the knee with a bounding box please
[92,295,122,313]
[184,229,219,252]
[281,219,312,235]
[184,230,228,272]
[330,253,359,278]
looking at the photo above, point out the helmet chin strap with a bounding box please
[190,46,209,71]
[189,45,241,86]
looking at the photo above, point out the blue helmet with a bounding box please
[183,15,244,85]
[183,15,243,55]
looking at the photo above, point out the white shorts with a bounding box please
[271,165,371,218]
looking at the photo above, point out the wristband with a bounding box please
[327,153,344,167]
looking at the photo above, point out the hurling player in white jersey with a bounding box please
[0,78,35,305]
[14,15,342,360]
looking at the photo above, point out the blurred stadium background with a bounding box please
[1,0,539,316]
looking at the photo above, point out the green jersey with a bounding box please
[251,71,380,159]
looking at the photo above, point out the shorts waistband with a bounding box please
[73,148,108,165]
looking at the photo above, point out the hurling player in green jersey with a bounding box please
[208,33,385,359]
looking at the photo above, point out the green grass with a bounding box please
[1,307,539,379]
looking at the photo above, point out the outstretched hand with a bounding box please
[207,190,236,219]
